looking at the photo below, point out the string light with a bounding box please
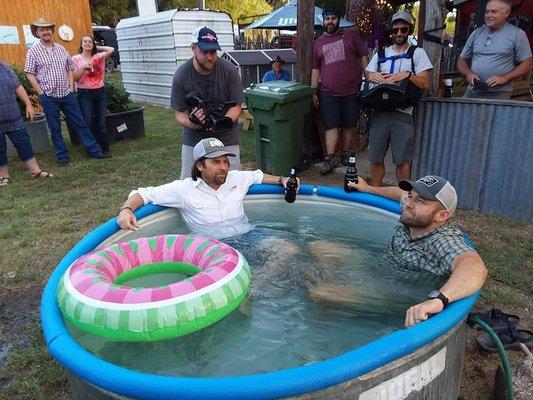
[349,0,393,37]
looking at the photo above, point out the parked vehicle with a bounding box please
[92,24,120,73]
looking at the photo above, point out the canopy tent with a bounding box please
[245,0,354,30]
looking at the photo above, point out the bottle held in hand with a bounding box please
[284,168,298,204]
[344,154,358,192]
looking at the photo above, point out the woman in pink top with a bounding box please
[73,35,114,155]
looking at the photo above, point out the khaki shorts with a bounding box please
[368,110,414,165]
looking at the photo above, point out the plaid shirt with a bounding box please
[25,41,75,98]
[0,62,25,133]
[383,221,473,278]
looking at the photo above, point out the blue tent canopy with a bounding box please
[245,0,354,30]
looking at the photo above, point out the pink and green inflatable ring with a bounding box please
[56,234,251,342]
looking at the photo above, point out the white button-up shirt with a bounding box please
[131,170,264,239]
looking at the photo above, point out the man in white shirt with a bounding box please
[365,11,433,187]
[116,138,295,239]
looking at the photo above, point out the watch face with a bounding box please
[428,290,440,298]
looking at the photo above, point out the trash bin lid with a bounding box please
[245,80,313,103]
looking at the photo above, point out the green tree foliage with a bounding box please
[90,0,137,26]
[159,0,272,22]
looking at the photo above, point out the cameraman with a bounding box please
[171,26,244,179]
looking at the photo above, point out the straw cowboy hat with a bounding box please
[30,18,55,38]
[270,55,286,65]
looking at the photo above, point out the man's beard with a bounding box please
[214,173,227,185]
[324,22,339,34]
[400,210,435,228]
[195,55,215,72]
[393,34,408,45]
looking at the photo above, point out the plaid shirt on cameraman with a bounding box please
[25,41,75,98]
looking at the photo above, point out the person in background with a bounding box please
[457,0,532,100]
[0,61,53,187]
[262,56,291,82]
[311,8,368,174]
[72,35,115,157]
[25,18,108,165]
[171,26,243,179]
[365,11,432,187]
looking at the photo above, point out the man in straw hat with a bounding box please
[262,55,291,82]
[25,18,107,165]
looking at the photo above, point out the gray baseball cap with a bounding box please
[399,175,458,214]
[391,11,414,25]
[193,138,236,162]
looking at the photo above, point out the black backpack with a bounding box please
[359,45,425,110]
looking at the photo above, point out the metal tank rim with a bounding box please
[40,184,479,400]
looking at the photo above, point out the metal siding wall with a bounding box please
[0,0,93,67]
[116,10,235,107]
[414,98,533,221]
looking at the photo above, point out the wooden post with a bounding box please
[422,0,447,96]
[297,0,314,84]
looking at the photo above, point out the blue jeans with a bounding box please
[40,93,103,163]
[77,88,111,153]
[0,128,35,166]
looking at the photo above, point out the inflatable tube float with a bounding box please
[56,234,251,342]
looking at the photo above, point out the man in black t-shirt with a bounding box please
[171,26,244,179]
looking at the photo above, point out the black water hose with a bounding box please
[469,314,514,400]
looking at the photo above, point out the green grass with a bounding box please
[0,100,531,399]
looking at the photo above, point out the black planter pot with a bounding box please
[105,107,145,141]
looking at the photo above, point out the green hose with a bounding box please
[470,314,514,400]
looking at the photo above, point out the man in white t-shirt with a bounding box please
[365,11,433,187]
[116,138,296,239]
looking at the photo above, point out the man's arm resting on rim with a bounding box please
[116,193,145,231]
[348,176,405,201]
[261,172,297,189]
[405,251,488,327]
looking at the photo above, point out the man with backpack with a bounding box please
[365,11,432,187]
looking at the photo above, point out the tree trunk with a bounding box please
[297,0,314,84]
[422,0,447,96]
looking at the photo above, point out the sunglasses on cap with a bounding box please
[392,27,409,34]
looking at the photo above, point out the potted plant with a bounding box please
[8,66,51,156]
[104,79,145,141]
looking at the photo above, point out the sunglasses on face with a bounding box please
[392,27,409,34]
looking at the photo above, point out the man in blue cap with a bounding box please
[171,26,244,179]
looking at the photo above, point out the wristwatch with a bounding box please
[427,290,449,309]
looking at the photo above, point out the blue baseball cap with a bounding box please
[191,26,222,52]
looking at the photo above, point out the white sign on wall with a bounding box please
[23,25,38,48]
[0,26,19,44]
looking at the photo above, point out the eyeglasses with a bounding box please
[392,27,409,34]
[485,32,494,46]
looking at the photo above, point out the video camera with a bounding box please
[185,92,237,133]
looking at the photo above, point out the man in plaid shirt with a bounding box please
[348,175,488,327]
[25,18,107,165]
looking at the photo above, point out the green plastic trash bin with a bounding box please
[245,81,313,175]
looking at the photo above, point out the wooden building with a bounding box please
[0,0,93,67]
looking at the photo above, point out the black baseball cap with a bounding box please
[191,26,222,52]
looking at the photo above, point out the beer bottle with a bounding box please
[344,154,358,192]
[284,168,298,203]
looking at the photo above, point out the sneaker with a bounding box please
[319,156,340,175]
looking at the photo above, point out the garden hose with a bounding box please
[469,314,514,400]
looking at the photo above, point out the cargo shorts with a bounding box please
[368,110,414,165]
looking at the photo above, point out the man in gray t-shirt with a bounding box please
[171,26,244,179]
[458,0,532,100]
